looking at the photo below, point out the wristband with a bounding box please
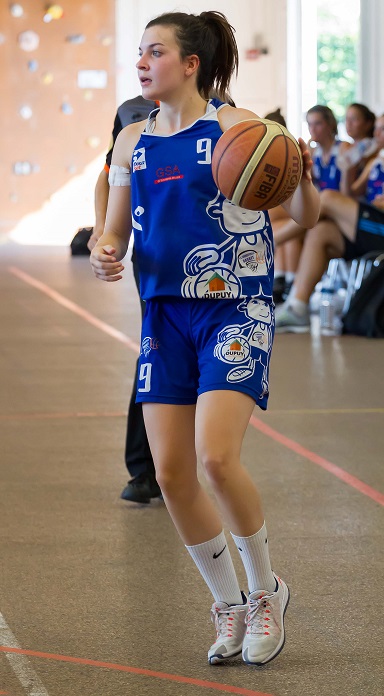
[109,164,131,186]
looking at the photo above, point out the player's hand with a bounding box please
[87,227,103,251]
[373,194,384,210]
[90,245,124,282]
[298,138,313,182]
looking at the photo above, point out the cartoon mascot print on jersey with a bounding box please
[214,296,273,396]
[181,193,273,299]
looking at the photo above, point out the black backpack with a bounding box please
[342,256,384,337]
[70,227,93,255]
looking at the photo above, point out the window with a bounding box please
[287,0,361,139]
[317,0,360,123]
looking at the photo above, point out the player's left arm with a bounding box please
[217,106,259,132]
[282,138,320,229]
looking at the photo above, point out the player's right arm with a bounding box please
[90,123,142,282]
[87,168,110,251]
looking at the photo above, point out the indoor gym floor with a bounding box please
[0,242,383,696]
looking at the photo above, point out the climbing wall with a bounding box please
[0,1,115,232]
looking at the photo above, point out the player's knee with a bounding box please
[155,462,193,498]
[319,188,339,216]
[200,452,232,488]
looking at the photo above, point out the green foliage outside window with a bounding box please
[317,2,359,122]
[317,34,358,120]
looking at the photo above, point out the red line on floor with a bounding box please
[8,266,140,354]
[0,411,126,421]
[9,265,383,507]
[250,415,384,507]
[0,647,274,696]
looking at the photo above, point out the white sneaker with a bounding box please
[275,302,310,333]
[242,575,290,666]
[208,596,247,664]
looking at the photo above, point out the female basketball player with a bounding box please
[90,11,320,665]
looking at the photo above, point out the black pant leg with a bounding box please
[124,247,155,478]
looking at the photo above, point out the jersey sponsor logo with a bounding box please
[251,329,267,348]
[133,147,146,171]
[154,164,184,184]
[238,250,264,273]
[141,336,160,357]
[215,336,251,363]
[203,271,233,299]
[182,267,241,299]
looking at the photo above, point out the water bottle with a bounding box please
[319,285,341,335]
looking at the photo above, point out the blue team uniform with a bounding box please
[343,157,384,260]
[312,141,342,191]
[365,159,384,204]
[131,99,275,408]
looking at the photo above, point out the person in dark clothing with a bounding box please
[88,96,161,504]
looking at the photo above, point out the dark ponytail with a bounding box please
[146,11,238,100]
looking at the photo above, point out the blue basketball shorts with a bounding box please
[135,297,275,409]
[343,202,384,260]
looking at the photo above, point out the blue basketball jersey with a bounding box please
[312,141,342,191]
[365,158,384,204]
[131,99,274,302]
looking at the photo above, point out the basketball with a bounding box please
[211,118,303,210]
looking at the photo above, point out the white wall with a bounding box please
[115,0,288,121]
[359,0,384,116]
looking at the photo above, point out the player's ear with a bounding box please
[184,54,200,76]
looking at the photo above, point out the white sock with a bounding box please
[285,271,296,283]
[274,270,285,279]
[186,531,243,605]
[288,295,308,316]
[231,523,276,594]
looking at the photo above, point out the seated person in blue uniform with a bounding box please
[275,113,384,333]
[309,105,351,191]
[336,102,378,195]
[90,10,319,666]
[271,105,351,303]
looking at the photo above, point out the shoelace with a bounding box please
[211,606,238,638]
[246,592,274,636]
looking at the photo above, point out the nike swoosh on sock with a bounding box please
[213,545,227,559]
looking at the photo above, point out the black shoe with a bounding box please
[120,472,162,504]
[273,276,286,304]
[283,279,293,301]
